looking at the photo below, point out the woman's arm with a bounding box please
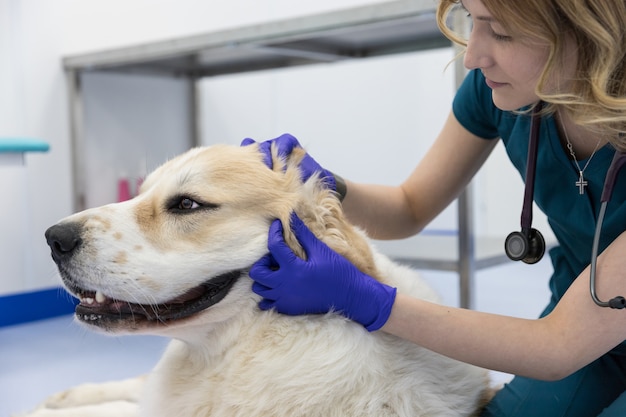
[342,110,498,239]
[381,230,626,381]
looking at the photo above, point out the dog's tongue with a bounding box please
[167,286,206,304]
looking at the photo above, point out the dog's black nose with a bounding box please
[45,223,83,262]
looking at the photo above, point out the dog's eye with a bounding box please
[178,197,199,210]
[166,195,219,214]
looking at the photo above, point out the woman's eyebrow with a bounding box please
[459,1,497,22]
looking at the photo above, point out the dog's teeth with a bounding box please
[95,291,106,303]
[83,297,94,305]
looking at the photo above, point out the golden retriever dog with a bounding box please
[30,143,491,417]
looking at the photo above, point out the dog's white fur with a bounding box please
[26,144,490,417]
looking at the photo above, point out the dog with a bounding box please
[30,143,491,416]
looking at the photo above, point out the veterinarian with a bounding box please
[244,0,626,416]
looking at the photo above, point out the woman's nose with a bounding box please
[463,32,493,71]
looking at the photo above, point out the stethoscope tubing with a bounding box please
[513,102,626,308]
[520,102,543,232]
[590,151,626,309]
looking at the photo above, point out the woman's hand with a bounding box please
[241,133,337,190]
[250,213,397,331]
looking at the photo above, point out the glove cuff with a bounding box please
[365,285,397,332]
[328,171,347,202]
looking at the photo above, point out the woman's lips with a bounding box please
[485,77,508,89]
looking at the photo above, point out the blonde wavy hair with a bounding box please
[436,0,626,150]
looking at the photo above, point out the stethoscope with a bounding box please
[504,102,626,309]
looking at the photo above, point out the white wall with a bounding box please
[0,0,552,296]
[81,73,193,208]
[199,49,458,230]
[0,0,74,293]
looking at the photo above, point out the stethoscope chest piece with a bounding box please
[505,228,545,264]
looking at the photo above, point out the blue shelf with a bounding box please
[0,138,49,153]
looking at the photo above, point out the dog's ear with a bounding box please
[264,143,379,279]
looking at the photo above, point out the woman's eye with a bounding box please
[492,30,512,42]
[178,197,199,210]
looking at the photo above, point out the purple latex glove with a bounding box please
[250,213,397,332]
[241,133,336,190]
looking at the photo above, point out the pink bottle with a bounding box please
[117,176,131,202]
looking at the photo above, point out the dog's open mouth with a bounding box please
[71,270,242,326]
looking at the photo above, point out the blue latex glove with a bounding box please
[250,213,397,331]
[241,133,336,190]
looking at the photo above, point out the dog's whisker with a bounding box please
[117,278,204,326]
[119,284,160,321]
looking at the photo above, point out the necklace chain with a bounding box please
[559,111,602,195]
[565,141,600,174]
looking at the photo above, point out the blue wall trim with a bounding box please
[0,287,78,328]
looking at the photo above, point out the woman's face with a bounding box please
[461,0,577,111]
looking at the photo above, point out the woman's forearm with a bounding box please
[341,180,426,240]
[381,293,572,381]
[381,232,626,381]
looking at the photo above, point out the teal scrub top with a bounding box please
[453,69,626,316]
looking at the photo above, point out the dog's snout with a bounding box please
[45,223,83,262]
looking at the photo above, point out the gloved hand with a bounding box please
[250,212,397,331]
[241,133,336,190]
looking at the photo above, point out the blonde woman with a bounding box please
[244,0,626,415]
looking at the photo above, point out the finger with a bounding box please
[250,252,276,270]
[274,133,301,158]
[249,255,279,286]
[257,141,274,169]
[266,218,301,266]
[251,281,275,298]
[289,212,324,259]
[241,138,273,169]
[258,299,276,311]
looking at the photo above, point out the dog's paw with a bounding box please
[15,376,146,417]
[41,384,109,409]
[15,400,139,417]
[41,376,145,409]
